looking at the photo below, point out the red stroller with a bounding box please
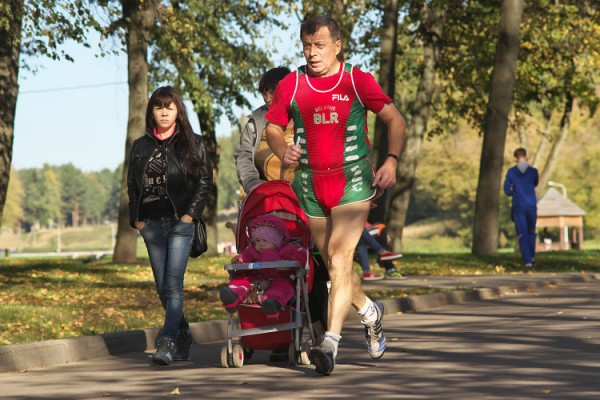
[220,180,318,368]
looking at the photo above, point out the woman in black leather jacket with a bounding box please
[127,86,213,366]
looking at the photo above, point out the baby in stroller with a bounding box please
[219,214,308,319]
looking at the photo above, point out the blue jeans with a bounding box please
[513,209,537,264]
[356,228,384,273]
[139,217,194,339]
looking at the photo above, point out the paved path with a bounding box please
[0,274,598,399]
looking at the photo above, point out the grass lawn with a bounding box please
[1,248,598,346]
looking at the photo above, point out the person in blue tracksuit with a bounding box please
[503,148,539,268]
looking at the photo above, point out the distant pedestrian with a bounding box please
[357,223,403,281]
[503,147,538,269]
[127,86,213,365]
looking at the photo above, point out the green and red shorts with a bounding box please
[291,158,376,218]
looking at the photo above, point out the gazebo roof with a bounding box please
[537,188,586,217]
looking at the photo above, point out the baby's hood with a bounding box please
[248,214,290,246]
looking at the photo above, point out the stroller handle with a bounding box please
[224,261,302,271]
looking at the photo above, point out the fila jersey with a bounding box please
[267,63,392,171]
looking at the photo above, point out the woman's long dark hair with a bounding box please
[145,86,202,182]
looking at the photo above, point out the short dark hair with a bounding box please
[514,148,527,158]
[300,15,341,41]
[300,16,344,61]
[258,66,291,94]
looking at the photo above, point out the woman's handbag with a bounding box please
[190,218,208,258]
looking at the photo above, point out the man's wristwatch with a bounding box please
[386,153,399,161]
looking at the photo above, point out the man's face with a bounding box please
[262,89,275,108]
[301,26,341,77]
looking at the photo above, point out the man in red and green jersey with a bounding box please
[268,62,393,217]
[266,16,406,376]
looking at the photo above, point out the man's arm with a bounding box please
[503,171,513,196]
[234,117,264,193]
[372,103,406,189]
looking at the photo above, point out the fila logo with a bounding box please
[332,94,349,101]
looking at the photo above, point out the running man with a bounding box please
[265,15,406,376]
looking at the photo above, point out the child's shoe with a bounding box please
[219,286,240,313]
[261,299,282,319]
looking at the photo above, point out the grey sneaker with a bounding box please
[152,335,175,366]
[172,329,194,361]
[385,268,406,280]
[308,340,336,376]
[363,301,386,359]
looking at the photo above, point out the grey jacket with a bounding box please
[233,104,268,193]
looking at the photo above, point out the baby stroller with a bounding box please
[220,180,318,368]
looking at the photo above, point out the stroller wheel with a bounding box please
[220,345,230,368]
[300,342,311,365]
[243,346,254,360]
[232,344,245,368]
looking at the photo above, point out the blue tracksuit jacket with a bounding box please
[503,164,539,212]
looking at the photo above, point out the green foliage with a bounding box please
[148,1,279,129]
[18,1,97,65]
[1,169,24,230]
[409,124,480,242]
[516,1,599,116]
[19,166,62,228]
[429,0,599,137]
[435,1,500,134]
[546,108,600,238]
[13,164,121,229]
[56,164,86,225]
[217,131,241,211]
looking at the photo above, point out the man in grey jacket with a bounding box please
[233,66,291,195]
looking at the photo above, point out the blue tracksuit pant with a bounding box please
[513,209,537,264]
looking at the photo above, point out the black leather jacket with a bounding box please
[127,131,213,228]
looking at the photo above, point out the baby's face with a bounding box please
[254,237,276,253]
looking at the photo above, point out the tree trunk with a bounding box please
[538,94,573,193]
[378,2,444,253]
[532,110,552,168]
[0,0,24,226]
[196,107,219,256]
[515,112,528,149]
[113,0,158,263]
[369,0,400,224]
[471,0,524,256]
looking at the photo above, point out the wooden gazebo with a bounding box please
[536,188,585,251]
